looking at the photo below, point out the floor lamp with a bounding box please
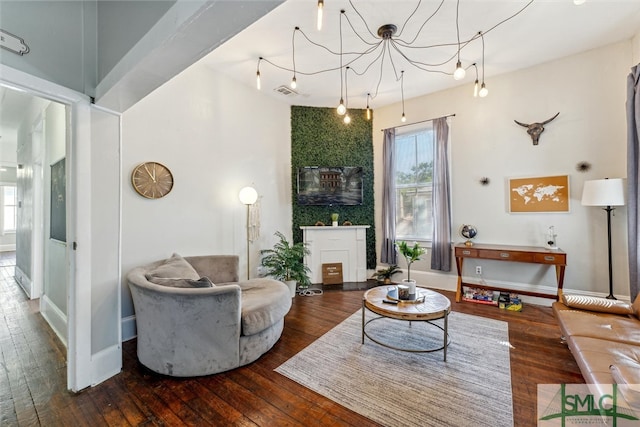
[239,186,258,280]
[581,178,625,300]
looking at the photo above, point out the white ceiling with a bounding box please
[201,0,640,110]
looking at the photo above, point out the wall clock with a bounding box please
[131,162,174,199]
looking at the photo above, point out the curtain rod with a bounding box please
[380,113,456,131]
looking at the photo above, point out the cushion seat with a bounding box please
[128,254,292,377]
[555,309,640,345]
[240,279,292,336]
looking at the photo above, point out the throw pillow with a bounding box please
[145,253,200,281]
[562,294,633,315]
[148,276,215,288]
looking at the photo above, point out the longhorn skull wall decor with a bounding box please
[514,112,560,145]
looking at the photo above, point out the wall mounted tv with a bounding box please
[297,166,363,206]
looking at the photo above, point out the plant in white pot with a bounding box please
[396,241,426,299]
[260,231,311,297]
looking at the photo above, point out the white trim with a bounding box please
[91,344,122,386]
[40,294,68,347]
[121,315,137,342]
[0,244,16,252]
[68,101,93,392]
[14,266,32,297]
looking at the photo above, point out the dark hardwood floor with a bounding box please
[1,256,583,426]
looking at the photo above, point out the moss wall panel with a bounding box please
[291,106,376,269]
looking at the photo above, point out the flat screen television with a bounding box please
[297,166,363,206]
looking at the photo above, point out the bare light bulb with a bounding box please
[290,76,297,89]
[256,71,261,90]
[473,80,479,97]
[337,99,346,115]
[453,61,466,80]
[401,113,407,123]
[343,114,351,124]
[317,0,324,30]
[479,83,488,98]
[366,107,371,121]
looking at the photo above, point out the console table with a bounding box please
[301,225,370,284]
[454,243,566,303]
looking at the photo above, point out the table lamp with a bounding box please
[581,178,625,299]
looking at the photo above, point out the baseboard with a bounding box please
[0,244,16,252]
[14,266,33,298]
[41,295,68,347]
[121,315,137,342]
[91,343,122,386]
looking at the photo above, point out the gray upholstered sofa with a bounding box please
[127,254,292,377]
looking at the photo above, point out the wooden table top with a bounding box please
[363,286,451,321]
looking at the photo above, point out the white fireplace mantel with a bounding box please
[300,225,370,284]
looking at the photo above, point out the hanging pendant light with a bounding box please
[317,0,324,30]
[479,83,488,98]
[479,32,488,97]
[400,71,407,123]
[366,93,371,121]
[453,0,465,80]
[256,57,262,90]
[471,63,478,97]
[343,113,351,124]
[255,1,534,106]
[453,61,465,80]
[291,28,298,89]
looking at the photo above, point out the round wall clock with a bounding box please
[131,161,174,199]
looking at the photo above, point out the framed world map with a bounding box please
[508,175,570,213]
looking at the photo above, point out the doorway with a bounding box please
[1,65,123,392]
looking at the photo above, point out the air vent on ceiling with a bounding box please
[274,85,298,96]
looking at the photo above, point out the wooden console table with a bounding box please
[454,243,566,303]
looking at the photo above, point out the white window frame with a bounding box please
[0,183,17,235]
[394,124,434,242]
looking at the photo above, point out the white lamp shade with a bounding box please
[581,178,625,207]
[238,186,258,205]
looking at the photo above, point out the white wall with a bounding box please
[121,63,291,334]
[374,40,633,298]
[633,30,640,65]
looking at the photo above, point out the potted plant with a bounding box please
[260,231,311,297]
[375,264,401,284]
[397,241,426,281]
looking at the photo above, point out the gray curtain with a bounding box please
[627,63,640,301]
[381,128,397,264]
[430,117,452,271]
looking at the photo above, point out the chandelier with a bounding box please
[256,0,534,124]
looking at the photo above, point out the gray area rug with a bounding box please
[275,310,513,426]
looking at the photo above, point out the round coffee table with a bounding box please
[362,286,451,360]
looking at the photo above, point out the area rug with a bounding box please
[275,310,513,427]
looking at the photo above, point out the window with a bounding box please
[2,185,17,234]
[395,126,434,240]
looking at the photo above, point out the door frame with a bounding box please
[1,64,99,392]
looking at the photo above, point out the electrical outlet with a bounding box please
[475,266,482,275]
